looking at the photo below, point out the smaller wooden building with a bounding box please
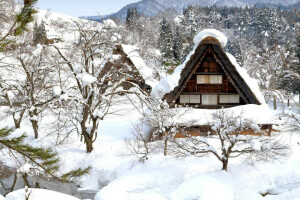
[101,44,154,93]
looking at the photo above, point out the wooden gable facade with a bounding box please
[101,45,152,93]
[164,37,260,109]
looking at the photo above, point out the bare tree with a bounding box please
[127,90,191,156]
[171,109,290,171]
[124,119,153,163]
[0,39,58,137]
[52,20,141,153]
[145,101,190,156]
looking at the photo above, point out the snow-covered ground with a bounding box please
[0,99,300,200]
[5,188,80,200]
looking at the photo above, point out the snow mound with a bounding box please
[226,53,265,104]
[5,188,80,200]
[0,195,4,200]
[265,187,300,200]
[121,44,156,87]
[193,29,228,47]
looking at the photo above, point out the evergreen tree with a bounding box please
[33,20,48,44]
[0,0,38,51]
[126,7,139,30]
[173,26,182,62]
[0,128,90,181]
[187,9,197,37]
[279,35,300,101]
[158,17,174,64]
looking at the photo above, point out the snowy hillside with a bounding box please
[84,0,300,21]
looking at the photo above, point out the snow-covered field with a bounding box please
[0,100,300,200]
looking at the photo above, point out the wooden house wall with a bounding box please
[175,47,246,108]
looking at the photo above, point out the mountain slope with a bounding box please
[83,0,300,22]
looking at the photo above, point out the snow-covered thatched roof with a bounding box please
[120,44,157,88]
[152,29,265,105]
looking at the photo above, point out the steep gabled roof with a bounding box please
[163,40,260,105]
[115,44,157,88]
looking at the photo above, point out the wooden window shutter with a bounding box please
[197,75,209,84]
[197,75,222,84]
[189,95,201,104]
[210,75,222,84]
[219,95,240,103]
[202,95,218,105]
[180,95,190,103]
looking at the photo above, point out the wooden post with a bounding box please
[268,125,272,136]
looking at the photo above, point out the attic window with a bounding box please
[180,95,201,104]
[219,95,240,104]
[197,75,222,84]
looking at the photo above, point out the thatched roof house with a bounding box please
[102,44,156,93]
[151,29,277,137]
[152,29,263,109]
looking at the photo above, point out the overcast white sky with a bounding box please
[37,0,141,17]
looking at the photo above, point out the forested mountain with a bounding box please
[83,0,300,22]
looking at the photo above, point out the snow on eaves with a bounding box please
[226,53,266,104]
[151,46,196,99]
[175,104,278,126]
[152,29,265,104]
[121,44,157,87]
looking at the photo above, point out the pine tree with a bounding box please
[187,9,197,37]
[0,0,38,51]
[0,128,90,181]
[173,26,182,62]
[279,35,300,102]
[33,20,48,44]
[126,7,139,30]
[158,17,174,64]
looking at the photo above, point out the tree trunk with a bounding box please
[85,137,94,153]
[81,126,94,153]
[288,98,290,107]
[30,120,39,139]
[222,159,228,171]
[273,96,277,110]
[164,138,168,156]
[13,110,25,129]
